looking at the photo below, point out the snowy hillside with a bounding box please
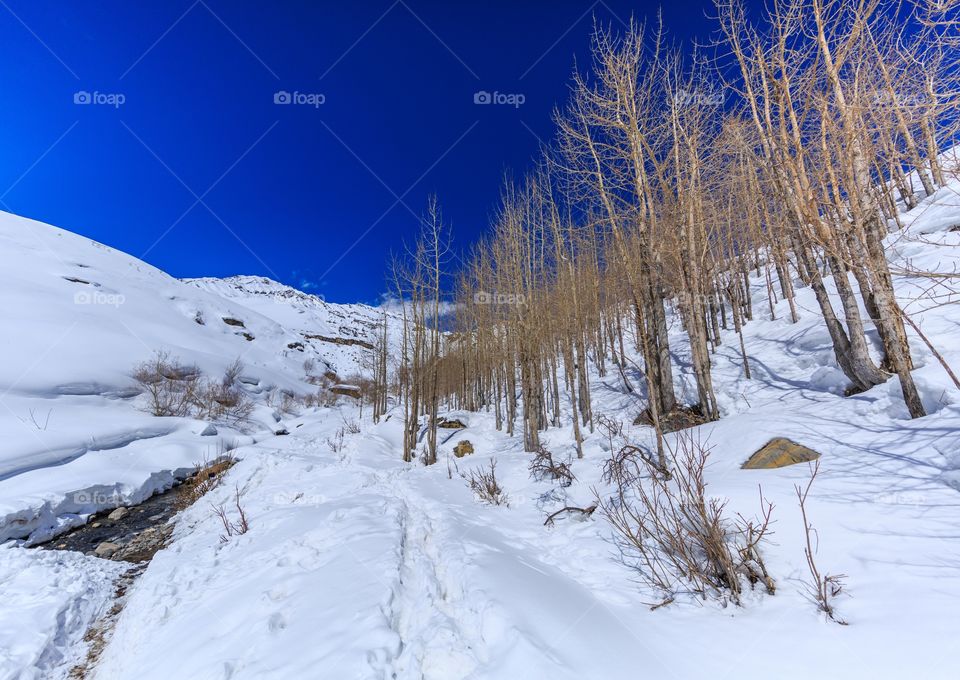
[184,275,402,377]
[2,180,960,680]
[0,211,397,546]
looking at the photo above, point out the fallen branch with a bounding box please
[544,504,597,526]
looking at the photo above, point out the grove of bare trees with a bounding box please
[389,0,960,462]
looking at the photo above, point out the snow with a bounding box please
[0,211,400,550]
[2,177,960,678]
[0,544,125,679]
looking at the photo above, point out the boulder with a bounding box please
[200,423,218,436]
[107,507,129,521]
[94,541,120,558]
[742,438,820,469]
[453,440,474,458]
[438,417,467,429]
[331,384,362,398]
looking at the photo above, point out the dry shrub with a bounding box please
[462,459,509,506]
[597,413,625,452]
[212,485,249,543]
[191,380,253,423]
[341,412,361,434]
[222,358,243,386]
[133,353,252,423]
[601,432,774,607]
[796,461,847,624]
[326,427,345,453]
[529,444,575,487]
[602,444,664,488]
[278,390,299,415]
[133,351,199,417]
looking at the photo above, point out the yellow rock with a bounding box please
[742,438,820,469]
[453,440,474,458]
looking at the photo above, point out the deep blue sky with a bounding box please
[0,0,725,303]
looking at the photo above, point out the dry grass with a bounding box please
[174,453,236,513]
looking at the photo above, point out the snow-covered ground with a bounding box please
[2,179,960,678]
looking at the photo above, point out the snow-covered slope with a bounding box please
[4,176,960,680]
[85,183,960,679]
[0,210,394,546]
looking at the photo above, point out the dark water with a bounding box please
[34,481,190,562]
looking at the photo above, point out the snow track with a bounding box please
[386,494,484,680]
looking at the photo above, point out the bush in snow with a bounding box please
[132,351,200,417]
[600,432,774,607]
[529,444,575,488]
[133,352,252,423]
[462,459,509,507]
[212,484,250,543]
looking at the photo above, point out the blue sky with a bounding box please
[0,0,724,303]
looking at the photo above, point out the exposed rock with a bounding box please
[274,428,290,436]
[332,384,362,398]
[107,507,129,521]
[94,541,119,558]
[303,334,374,350]
[742,438,821,469]
[453,440,474,458]
[221,317,245,327]
[634,405,709,433]
[199,423,218,436]
[438,417,467,429]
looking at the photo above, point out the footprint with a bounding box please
[265,586,288,602]
[267,612,287,633]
